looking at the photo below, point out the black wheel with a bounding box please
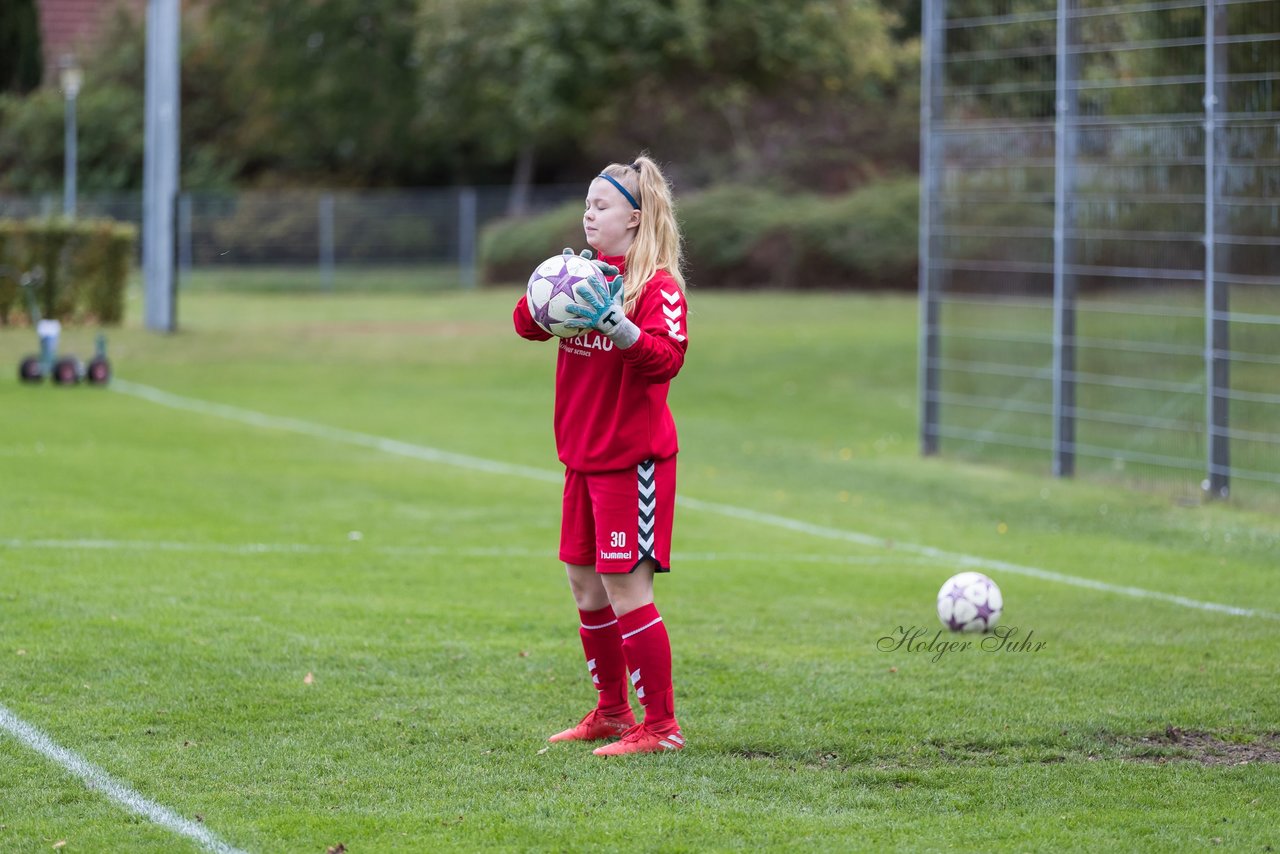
[18,355,44,383]
[52,357,83,386]
[87,357,111,386]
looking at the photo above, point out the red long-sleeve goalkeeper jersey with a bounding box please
[513,253,688,473]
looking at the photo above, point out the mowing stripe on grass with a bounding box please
[111,380,1280,622]
[0,537,934,567]
[0,702,248,854]
[0,537,531,557]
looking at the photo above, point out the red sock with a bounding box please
[577,605,630,716]
[617,603,677,731]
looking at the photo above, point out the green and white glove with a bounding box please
[563,270,641,349]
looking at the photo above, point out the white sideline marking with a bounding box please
[675,498,1280,621]
[0,703,248,854]
[110,380,1280,621]
[111,380,561,485]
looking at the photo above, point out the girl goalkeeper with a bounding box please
[512,155,689,756]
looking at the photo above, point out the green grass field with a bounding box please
[1,285,1277,852]
[178,264,465,294]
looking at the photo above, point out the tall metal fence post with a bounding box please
[1204,0,1230,499]
[63,75,78,219]
[458,186,478,290]
[143,0,180,332]
[917,0,945,456]
[1051,0,1079,478]
[319,192,335,292]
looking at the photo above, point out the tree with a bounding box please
[881,0,921,40]
[0,0,919,193]
[208,0,426,186]
[0,0,43,94]
[0,6,239,194]
[416,0,913,203]
[416,0,694,208]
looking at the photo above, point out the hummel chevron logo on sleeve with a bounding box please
[659,290,685,341]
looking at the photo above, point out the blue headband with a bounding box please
[597,173,640,210]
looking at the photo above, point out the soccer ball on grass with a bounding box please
[526,254,603,338]
[936,571,1003,633]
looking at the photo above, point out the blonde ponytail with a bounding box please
[597,154,686,312]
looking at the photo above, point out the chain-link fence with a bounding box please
[0,185,582,292]
[919,0,1280,504]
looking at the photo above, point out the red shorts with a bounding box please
[559,456,676,574]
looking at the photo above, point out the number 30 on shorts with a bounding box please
[610,531,627,548]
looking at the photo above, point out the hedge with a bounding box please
[479,200,588,286]
[0,218,136,325]
[481,173,1273,294]
[479,177,921,290]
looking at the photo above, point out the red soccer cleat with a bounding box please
[547,708,637,743]
[592,723,685,756]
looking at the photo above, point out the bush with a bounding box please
[0,218,136,325]
[798,177,921,288]
[479,200,585,285]
[478,178,920,290]
[677,187,811,286]
[73,220,134,324]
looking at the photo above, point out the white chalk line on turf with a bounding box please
[111,379,562,485]
[110,380,1280,622]
[673,497,1280,621]
[0,703,248,854]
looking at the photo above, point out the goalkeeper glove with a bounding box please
[563,271,641,349]
[562,247,620,280]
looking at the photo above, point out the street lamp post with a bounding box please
[60,55,83,220]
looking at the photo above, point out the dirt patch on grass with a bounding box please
[734,749,782,761]
[1124,726,1280,766]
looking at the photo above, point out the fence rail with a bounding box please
[0,185,583,291]
[919,0,1280,503]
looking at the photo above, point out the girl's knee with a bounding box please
[565,563,609,610]
[601,561,656,616]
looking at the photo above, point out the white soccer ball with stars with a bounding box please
[936,571,1003,633]
[526,254,602,338]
